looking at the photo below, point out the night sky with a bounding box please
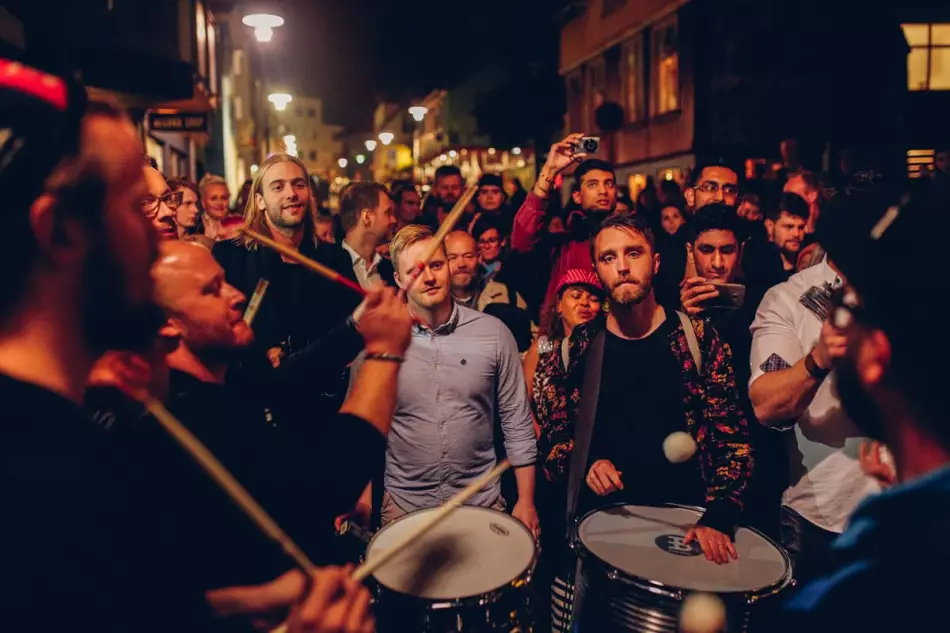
[263,0,559,131]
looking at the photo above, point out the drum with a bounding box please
[572,504,792,632]
[367,506,538,632]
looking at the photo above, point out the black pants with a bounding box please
[780,506,839,586]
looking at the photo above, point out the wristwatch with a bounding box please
[804,350,831,380]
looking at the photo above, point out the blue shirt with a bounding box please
[356,303,536,512]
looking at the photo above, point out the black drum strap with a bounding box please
[565,330,606,543]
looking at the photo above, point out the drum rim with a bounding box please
[574,502,793,603]
[366,505,538,608]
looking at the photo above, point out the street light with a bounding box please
[365,139,377,152]
[512,147,522,155]
[378,132,394,146]
[356,154,366,164]
[408,106,428,122]
[268,93,292,111]
[448,150,457,158]
[338,158,348,168]
[243,13,284,43]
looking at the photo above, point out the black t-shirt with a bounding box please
[582,314,705,515]
[2,374,212,632]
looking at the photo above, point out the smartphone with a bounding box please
[705,283,746,310]
[573,136,600,154]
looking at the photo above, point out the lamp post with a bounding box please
[365,139,377,152]
[242,13,284,43]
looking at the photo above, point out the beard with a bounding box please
[82,240,166,355]
[609,270,654,306]
[836,357,887,442]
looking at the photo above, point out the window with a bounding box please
[195,1,207,79]
[622,34,644,122]
[566,71,584,131]
[233,50,244,77]
[207,21,217,95]
[907,149,935,178]
[233,96,243,120]
[586,57,606,129]
[602,0,626,17]
[903,23,950,91]
[652,16,680,114]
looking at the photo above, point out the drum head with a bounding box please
[367,506,536,601]
[578,505,789,595]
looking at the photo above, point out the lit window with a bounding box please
[653,16,679,115]
[907,149,935,178]
[903,23,950,91]
[586,58,606,129]
[622,34,644,122]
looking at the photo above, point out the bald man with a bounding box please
[143,166,180,240]
[152,242,411,563]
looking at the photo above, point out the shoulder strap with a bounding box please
[675,310,703,375]
[565,330,606,541]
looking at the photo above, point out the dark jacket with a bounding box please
[781,465,950,632]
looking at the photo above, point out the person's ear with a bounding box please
[858,329,891,388]
[255,192,266,212]
[684,187,695,208]
[653,251,661,276]
[30,194,88,266]
[572,190,582,206]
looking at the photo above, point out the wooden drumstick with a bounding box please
[143,397,318,576]
[234,224,366,297]
[243,278,270,325]
[401,184,478,291]
[351,459,510,583]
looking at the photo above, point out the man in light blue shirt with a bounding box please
[348,224,540,536]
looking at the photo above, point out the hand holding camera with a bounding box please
[534,133,601,198]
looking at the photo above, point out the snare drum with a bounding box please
[572,504,792,632]
[367,506,538,632]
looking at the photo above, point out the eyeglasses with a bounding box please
[694,181,739,196]
[478,236,500,246]
[141,191,184,217]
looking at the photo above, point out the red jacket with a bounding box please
[511,192,593,313]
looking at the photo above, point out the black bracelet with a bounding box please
[364,352,405,364]
[804,351,830,380]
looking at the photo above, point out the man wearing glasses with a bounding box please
[142,165,182,240]
[684,160,740,213]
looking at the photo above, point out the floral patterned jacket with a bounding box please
[535,315,754,530]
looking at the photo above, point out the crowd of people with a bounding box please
[3,59,950,633]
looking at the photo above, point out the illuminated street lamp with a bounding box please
[408,105,428,122]
[365,139,377,152]
[512,147,522,155]
[268,93,292,111]
[242,13,284,43]
[338,158,348,169]
[355,154,366,164]
[378,132,394,146]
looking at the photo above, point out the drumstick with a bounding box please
[351,459,510,583]
[401,184,478,291]
[235,224,366,297]
[243,278,270,325]
[143,397,318,576]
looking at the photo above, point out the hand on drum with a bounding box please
[511,500,541,539]
[586,459,624,496]
[684,526,738,565]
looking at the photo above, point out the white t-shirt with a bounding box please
[749,259,879,533]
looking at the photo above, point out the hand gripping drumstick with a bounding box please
[142,397,318,576]
[227,221,366,298]
[400,184,478,293]
[350,459,510,583]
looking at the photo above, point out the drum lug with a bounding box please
[606,569,620,581]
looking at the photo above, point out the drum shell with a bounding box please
[367,506,538,633]
[571,504,792,633]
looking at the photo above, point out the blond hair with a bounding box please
[238,153,314,249]
[390,224,440,273]
[198,173,228,201]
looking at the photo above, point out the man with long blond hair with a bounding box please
[212,153,362,413]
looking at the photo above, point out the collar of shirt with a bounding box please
[820,256,842,288]
[342,240,382,275]
[481,261,501,280]
[411,300,461,336]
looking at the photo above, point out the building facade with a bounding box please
[559,0,908,194]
